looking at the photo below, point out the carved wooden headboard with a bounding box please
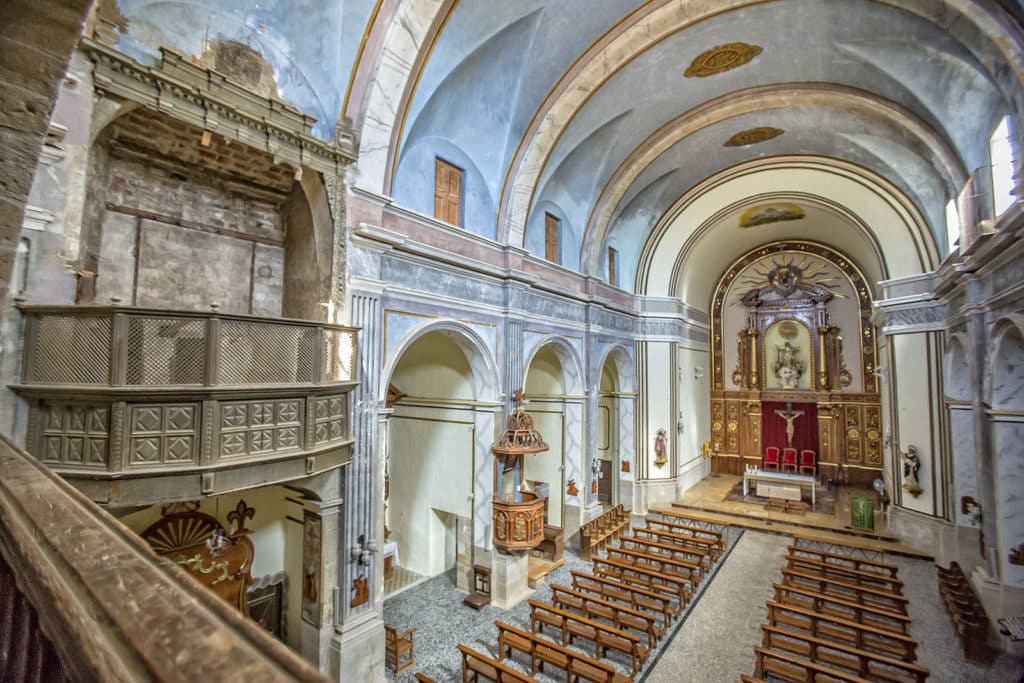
[141,501,256,612]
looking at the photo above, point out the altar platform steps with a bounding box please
[660,504,930,560]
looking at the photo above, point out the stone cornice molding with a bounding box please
[82,39,358,176]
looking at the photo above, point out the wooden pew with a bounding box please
[580,505,632,560]
[787,545,899,578]
[655,508,731,544]
[765,600,919,662]
[936,563,990,662]
[607,545,702,586]
[646,517,725,553]
[570,570,680,625]
[786,552,904,593]
[791,531,885,562]
[528,599,648,674]
[760,624,929,683]
[457,644,535,682]
[633,526,719,562]
[494,620,631,683]
[620,534,711,569]
[415,673,437,683]
[773,582,912,635]
[550,583,665,647]
[593,555,691,603]
[781,567,908,615]
[739,676,768,683]
[754,646,872,683]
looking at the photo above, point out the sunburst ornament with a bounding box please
[736,256,847,304]
[685,42,763,78]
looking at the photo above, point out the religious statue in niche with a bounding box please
[653,428,668,468]
[902,445,923,497]
[774,340,805,389]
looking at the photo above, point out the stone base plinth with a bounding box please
[330,611,385,682]
[491,550,531,610]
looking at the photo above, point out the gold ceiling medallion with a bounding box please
[740,202,805,227]
[725,127,784,147]
[685,42,763,78]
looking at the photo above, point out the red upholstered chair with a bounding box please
[800,450,817,476]
[763,447,780,471]
[781,448,798,473]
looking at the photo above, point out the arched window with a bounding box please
[989,116,1015,217]
[944,198,960,257]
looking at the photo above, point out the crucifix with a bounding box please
[774,401,804,448]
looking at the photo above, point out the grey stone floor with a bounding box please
[648,530,1024,683]
[645,529,789,683]
[384,526,1024,682]
[383,517,743,682]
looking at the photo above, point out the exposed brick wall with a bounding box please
[105,108,296,195]
[0,0,95,304]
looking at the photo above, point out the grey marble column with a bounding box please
[504,319,523,411]
[331,288,385,681]
[300,497,342,671]
[966,279,1000,577]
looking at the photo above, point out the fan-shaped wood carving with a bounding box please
[142,511,224,554]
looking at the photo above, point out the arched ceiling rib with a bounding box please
[371,0,1020,283]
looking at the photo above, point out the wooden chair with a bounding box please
[385,624,416,674]
[781,448,798,473]
[763,446,780,471]
[799,450,816,476]
[464,564,491,609]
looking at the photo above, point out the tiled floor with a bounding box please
[383,515,743,682]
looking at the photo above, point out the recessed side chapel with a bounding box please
[1,1,1024,681]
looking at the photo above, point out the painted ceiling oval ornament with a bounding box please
[725,127,785,147]
[685,42,763,78]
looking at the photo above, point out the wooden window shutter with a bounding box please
[434,158,463,226]
[545,213,559,262]
[608,247,618,286]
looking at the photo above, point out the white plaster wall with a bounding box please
[892,333,936,515]
[644,342,673,479]
[524,407,564,526]
[676,345,710,478]
[388,409,473,577]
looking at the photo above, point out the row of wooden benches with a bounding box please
[579,504,631,560]
[937,562,989,662]
[746,545,931,683]
[453,510,731,682]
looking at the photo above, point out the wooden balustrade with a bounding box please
[0,435,327,682]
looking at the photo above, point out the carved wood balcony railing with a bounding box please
[10,305,358,506]
[0,435,328,682]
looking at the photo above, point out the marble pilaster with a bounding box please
[473,405,500,552]
[299,498,342,671]
[994,418,1024,587]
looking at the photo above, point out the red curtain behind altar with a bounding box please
[761,402,818,454]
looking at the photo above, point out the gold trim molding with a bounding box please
[685,42,763,78]
[725,127,784,147]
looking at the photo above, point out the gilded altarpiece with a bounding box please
[709,242,882,487]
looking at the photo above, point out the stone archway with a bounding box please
[0,1,95,306]
[380,319,501,591]
[522,336,585,537]
[988,318,1024,587]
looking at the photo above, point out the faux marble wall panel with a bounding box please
[950,407,978,527]
[995,420,1024,587]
